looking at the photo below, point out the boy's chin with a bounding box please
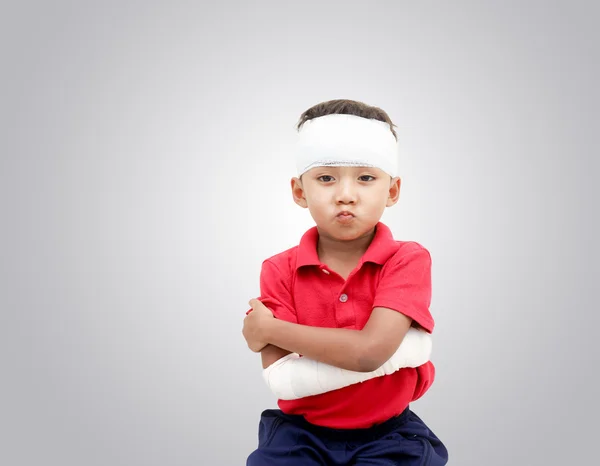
[319,224,376,242]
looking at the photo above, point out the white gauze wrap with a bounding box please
[263,327,432,400]
[295,114,399,177]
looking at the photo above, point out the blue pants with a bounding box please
[247,407,448,465]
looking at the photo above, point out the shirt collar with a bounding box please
[296,222,398,270]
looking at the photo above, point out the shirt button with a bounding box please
[339,293,348,303]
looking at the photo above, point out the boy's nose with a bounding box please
[335,181,357,204]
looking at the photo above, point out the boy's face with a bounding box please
[291,166,401,241]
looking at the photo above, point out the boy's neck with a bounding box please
[316,227,376,265]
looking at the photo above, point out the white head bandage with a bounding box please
[295,113,398,177]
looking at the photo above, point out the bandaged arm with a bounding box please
[262,326,432,400]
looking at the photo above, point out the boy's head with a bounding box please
[291,99,401,241]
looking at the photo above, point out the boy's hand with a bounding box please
[243,299,275,352]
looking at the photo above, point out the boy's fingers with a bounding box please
[248,298,263,309]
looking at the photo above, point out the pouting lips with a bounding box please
[336,211,355,224]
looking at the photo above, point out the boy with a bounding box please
[242,100,448,465]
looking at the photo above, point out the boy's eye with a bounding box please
[359,175,375,181]
[318,175,335,182]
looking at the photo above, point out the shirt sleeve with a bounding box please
[246,258,298,324]
[372,244,435,333]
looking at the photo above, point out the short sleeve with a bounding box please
[246,259,298,324]
[372,245,435,333]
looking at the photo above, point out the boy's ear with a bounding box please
[386,177,401,207]
[291,177,308,208]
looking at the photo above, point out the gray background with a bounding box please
[1,1,598,465]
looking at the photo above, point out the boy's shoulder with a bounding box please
[381,240,431,268]
[393,240,429,255]
[261,244,300,273]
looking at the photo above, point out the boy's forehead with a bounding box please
[295,114,399,178]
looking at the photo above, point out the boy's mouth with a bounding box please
[336,211,355,224]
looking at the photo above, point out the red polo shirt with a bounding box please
[256,222,436,429]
